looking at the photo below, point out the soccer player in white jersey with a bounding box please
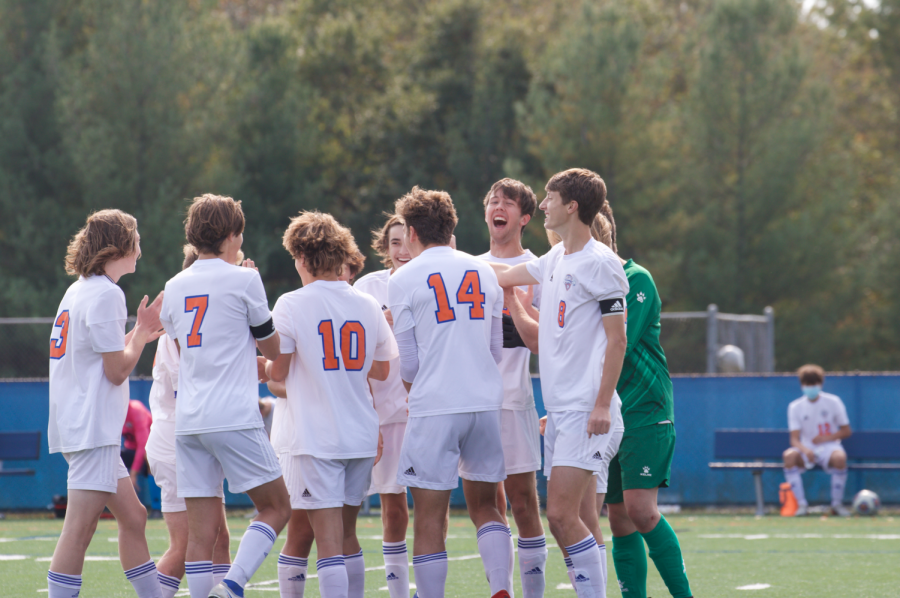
[147,246,232,598]
[479,178,549,598]
[354,213,414,598]
[159,194,291,598]
[263,211,397,598]
[492,169,629,598]
[47,209,165,598]
[388,187,513,598]
[783,364,852,516]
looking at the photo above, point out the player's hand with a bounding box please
[587,405,611,436]
[135,291,164,342]
[130,469,140,491]
[811,434,828,445]
[515,285,534,308]
[374,431,384,466]
[539,415,547,436]
[241,258,259,272]
[257,356,270,383]
[383,308,394,327]
[802,446,816,460]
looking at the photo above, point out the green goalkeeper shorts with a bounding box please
[605,422,675,504]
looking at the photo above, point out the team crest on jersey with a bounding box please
[564,274,574,290]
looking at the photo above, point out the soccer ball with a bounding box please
[716,344,745,373]
[852,489,881,516]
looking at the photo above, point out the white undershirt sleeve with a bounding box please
[491,315,503,364]
[395,327,419,384]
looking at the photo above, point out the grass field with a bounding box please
[1,510,898,597]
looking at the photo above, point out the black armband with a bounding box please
[502,314,526,349]
[599,298,625,316]
[250,317,276,340]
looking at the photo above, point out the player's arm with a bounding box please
[504,287,539,354]
[267,380,287,398]
[489,262,539,288]
[255,326,280,361]
[813,424,852,444]
[587,311,627,436]
[368,360,390,382]
[102,292,165,386]
[624,273,656,357]
[265,352,292,383]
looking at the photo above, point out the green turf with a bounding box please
[1,511,898,597]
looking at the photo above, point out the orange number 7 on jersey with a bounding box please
[185,295,209,348]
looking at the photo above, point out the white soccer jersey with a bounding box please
[269,396,291,455]
[273,280,397,459]
[48,275,129,453]
[525,239,629,413]
[388,246,504,417]
[159,258,272,435]
[479,250,542,410]
[145,334,179,464]
[788,392,850,448]
[353,269,408,425]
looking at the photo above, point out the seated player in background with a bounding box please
[160,194,291,598]
[479,178,549,598]
[47,209,165,598]
[492,169,627,598]
[122,399,153,491]
[353,213,414,598]
[147,246,232,598]
[264,211,397,598]
[783,364,852,517]
[389,187,513,598]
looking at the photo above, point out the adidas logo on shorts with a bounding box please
[524,567,543,575]
[575,573,590,582]
[592,451,603,460]
[288,574,305,581]
[302,488,312,498]
[386,573,399,581]
[404,467,416,476]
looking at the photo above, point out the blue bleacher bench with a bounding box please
[0,431,41,476]
[708,429,900,516]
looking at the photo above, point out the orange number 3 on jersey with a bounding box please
[456,270,485,319]
[49,310,70,360]
[185,295,209,348]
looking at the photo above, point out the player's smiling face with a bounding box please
[539,190,569,231]
[388,224,410,270]
[485,190,527,243]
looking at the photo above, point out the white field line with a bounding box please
[699,533,900,540]
[35,556,119,562]
[736,583,772,590]
[0,555,28,560]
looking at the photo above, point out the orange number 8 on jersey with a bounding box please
[557,300,566,328]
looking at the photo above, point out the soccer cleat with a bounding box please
[491,591,511,598]
[792,504,808,517]
[208,582,241,598]
[831,504,851,517]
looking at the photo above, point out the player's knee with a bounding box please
[382,502,408,530]
[782,448,800,466]
[829,451,847,470]
[120,503,148,533]
[624,502,658,532]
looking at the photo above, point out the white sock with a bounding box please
[830,468,848,506]
[518,535,548,598]
[344,550,365,598]
[382,541,410,598]
[157,572,181,598]
[598,544,607,595]
[277,554,308,597]
[226,521,278,588]
[476,522,513,596]
[125,560,163,598]
[316,557,348,598]
[185,561,213,598]
[507,528,515,596]
[564,556,575,587]
[566,535,604,597]
[412,551,448,598]
[48,571,82,598]
[784,466,807,506]
[212,563,231,587]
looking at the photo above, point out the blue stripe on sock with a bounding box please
[158,573,181,589]
[344,550,363,560]
[316,556,345,570]
[48,572,82,587]
[518,537,547,549]
[248,522,277,543]
[564,557,573,568]
[477,523,511,539]
[382,545,408,554]
[565,537,598,555]
[185,561,213,574]
[278,554,308,567]
[412,551,447,565]
[125,561,157,580]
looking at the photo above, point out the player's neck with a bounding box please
[558,223,592,255]
[489,235,525,259]
[299,272,340,286]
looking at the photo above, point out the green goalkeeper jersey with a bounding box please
[617,259,675,429]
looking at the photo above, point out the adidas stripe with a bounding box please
[278,554,308,567]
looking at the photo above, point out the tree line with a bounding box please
[2,0,899,372]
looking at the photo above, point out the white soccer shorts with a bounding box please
[64,445,129,493]
[149,458,223,512]
[802,441,844,470]
[396,410,506,491]
[543,410,623,479]
[176,427,281,497]
[500,408,542,475]
[368,422,408,496]
[281,453,375,510]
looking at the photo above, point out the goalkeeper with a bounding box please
[597,205,692,598]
